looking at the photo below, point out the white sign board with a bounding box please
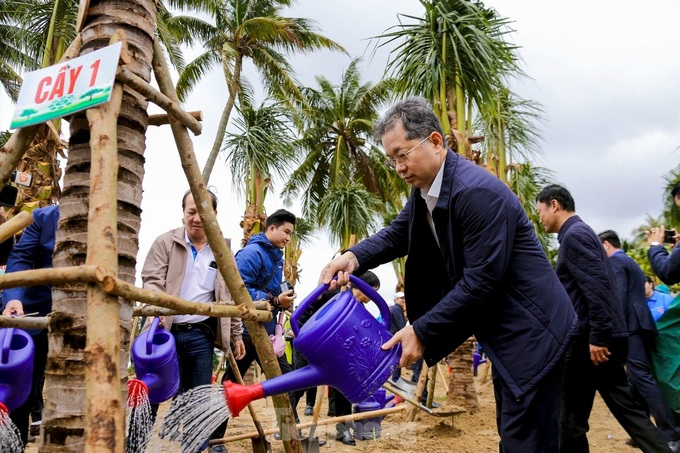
[10,42,122,129]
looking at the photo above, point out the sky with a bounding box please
[2,0,680,309]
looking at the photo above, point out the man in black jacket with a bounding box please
[536,184,670,453]
[321,97,577,452]
[599,230,680,451]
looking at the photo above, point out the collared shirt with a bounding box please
[647,289,674,322]
[420,160,446,244]
[173,230,216,324]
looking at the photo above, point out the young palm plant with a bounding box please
[282,58,408,225]
[222,99,297,246]
[377,0,521,156]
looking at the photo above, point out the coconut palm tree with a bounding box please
[377,0,520,156]
[222,99,297,246]
[317,184,382,251]
[282,58,408,224]
[166,0,345,184]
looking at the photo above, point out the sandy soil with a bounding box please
[25,362,635,452]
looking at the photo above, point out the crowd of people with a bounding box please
[3,96,680,453]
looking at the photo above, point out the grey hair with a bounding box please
[373,97,445,141]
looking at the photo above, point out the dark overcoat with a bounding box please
[351,150,576,398]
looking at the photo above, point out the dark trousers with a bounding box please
[627,333,680,442]
[560,336,670,453]
[211,335,297,440]
[292,348,316,408]
[329,387,353,435]
[493,351,563,453]
[10,329,47,446]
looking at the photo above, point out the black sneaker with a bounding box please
[304,405,313,416]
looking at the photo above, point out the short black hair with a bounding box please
[266,209,296,228]
[536,184,576,212]
[671,181,680,199]
[645,275,654,285]
[598,230,621,248]
[355,270,380,290]
[182,189,218,210]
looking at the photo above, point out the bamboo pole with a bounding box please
[211,406,407,445]
[148,111,202,127]
[102,275,271,322]
[82,29,125,453]
[115,67,202,136]
[151,39,301,453]
[0,315,48,329]
[425,365,437,408]
[0,211,32,242]
[437,363,450,394]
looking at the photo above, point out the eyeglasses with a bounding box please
[385,136,429,169]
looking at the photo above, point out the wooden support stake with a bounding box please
[0,315,48,329]
[0,211,32,243]
[211,405,407,445]
[82,29,125,453]
[116,67,202,136]
[102,274,272,322]
[148,111,202,126]
[0,265,106,290]
[132,299,269,317]
[406,362,429,422]
[151,38,301,453]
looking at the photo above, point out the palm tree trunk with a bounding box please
[446,339,478,414]
[45,1,155,450]
[201,55,243,184]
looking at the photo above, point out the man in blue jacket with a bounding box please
[1,205,59,446]
[536,185,670,453]
[321,97,577,452]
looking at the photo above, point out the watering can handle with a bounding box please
[348,274,391,332]
[290,275,391,336]
[146,317,160,355]
[1,327,13,364]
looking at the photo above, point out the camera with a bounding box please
[280,281,294,293]
[664,230,676,244]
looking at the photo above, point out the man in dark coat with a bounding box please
[599,229,680,451]
[536,184,671,453]
[647,180,680,285]
[321,97,577,452]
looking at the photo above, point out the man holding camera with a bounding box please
[210,209,299,450]
[647,181,680,285]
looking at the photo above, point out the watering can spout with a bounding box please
[222,381,264,417]
[127,378,150,408]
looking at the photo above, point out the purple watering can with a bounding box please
[224,274,402,416]
[128,317,179,406]
[0,327,34,414]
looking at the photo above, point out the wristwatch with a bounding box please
[650,241,661,246]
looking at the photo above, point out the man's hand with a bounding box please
[232,339,246,360]
[2,299,24,316]
[319,252,359,290]
[278,290,296,310]
[381,325,424,368]
[589,344,611,365]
